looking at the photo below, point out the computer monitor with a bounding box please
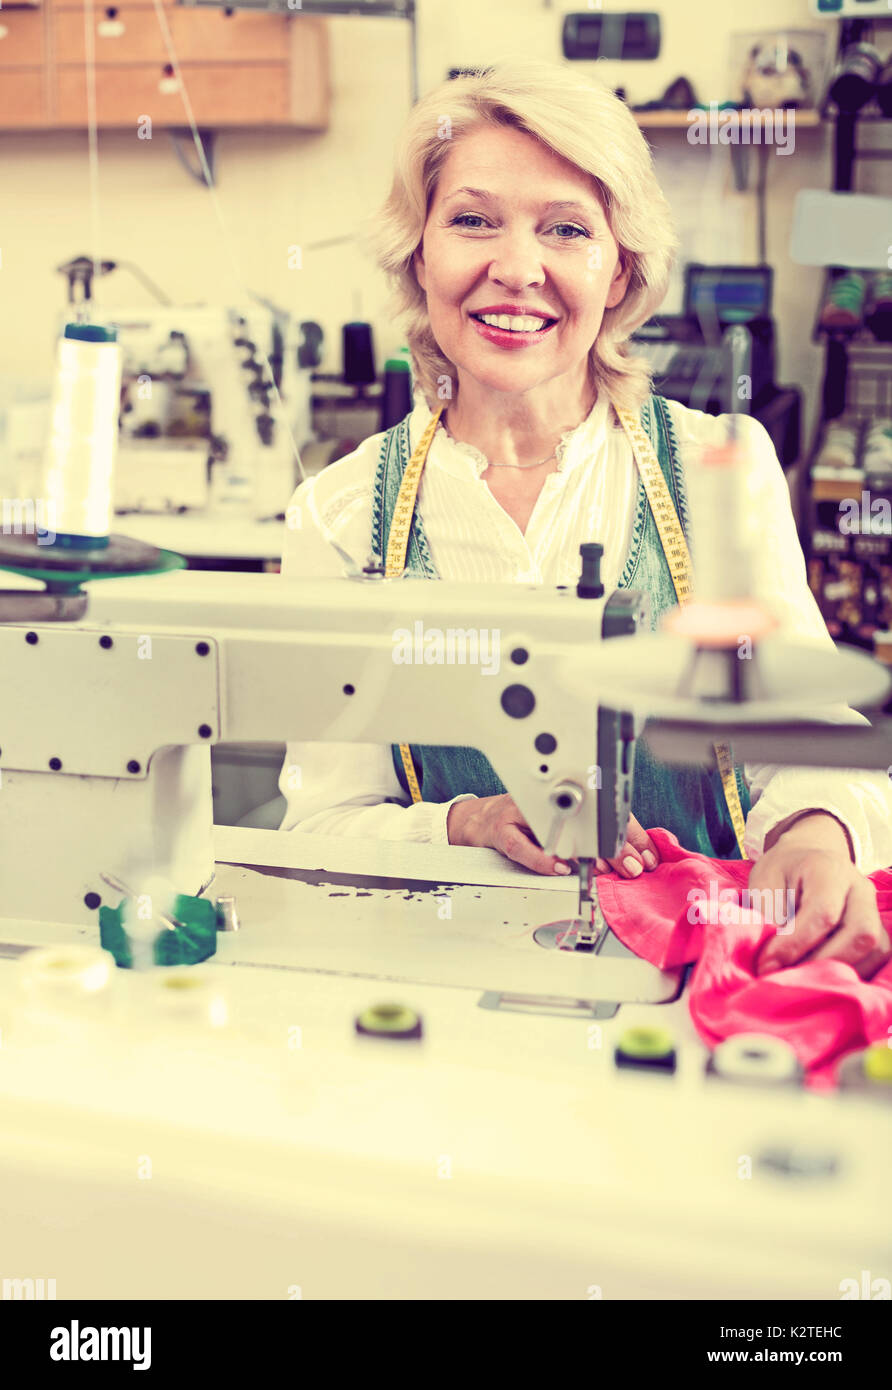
[683,264,774,326]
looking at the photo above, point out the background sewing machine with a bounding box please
[115,303,289,517]
[631,263,802,470]
[115,300,320,518]
[38,257,325,521]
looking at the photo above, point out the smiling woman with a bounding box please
[366,62,677,419]
[416,127,631,447]
[278,59,892,981]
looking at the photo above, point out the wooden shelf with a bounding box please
[811,471,865,502]
[633,109,822,128]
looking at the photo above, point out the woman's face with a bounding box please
[414,124,630,400]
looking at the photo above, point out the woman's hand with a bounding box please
[751,811,890,979]
[447,798,660,880]
[592,814,660,880]
[447,794,573,874]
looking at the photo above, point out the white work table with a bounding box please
[0,832,888,1300]
[112,512,286,561]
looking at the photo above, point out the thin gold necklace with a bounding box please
[486,449,558,471]
[442,415,561,470]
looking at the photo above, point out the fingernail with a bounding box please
[622,856,643,878]
[854,933,876,951]
[595,858,609,874]
[642,851,657,870]
[554,862,571,875]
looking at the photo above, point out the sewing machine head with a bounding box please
[0,546,650,932]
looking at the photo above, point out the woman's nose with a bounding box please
[486,236,547,290]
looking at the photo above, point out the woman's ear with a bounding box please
[605,254,632,310]
[413,245,426,292]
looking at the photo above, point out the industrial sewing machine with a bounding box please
[113,300,316,518]
[2,533,892,1300]
[45,260,322,519]
[3,546,887,943]
[0,556,645,940]
[2,321,892,1299]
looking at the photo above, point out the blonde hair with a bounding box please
[362,59,679,416]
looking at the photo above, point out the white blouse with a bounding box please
[278,392,892,873]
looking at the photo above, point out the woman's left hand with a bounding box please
[592,813,660,880]
[750,810,890,979]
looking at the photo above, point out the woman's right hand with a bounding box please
[447,796,659,880]
[447,794,573,875]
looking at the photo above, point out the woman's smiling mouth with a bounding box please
[469,310,559,347]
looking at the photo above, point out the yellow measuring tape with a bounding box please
[384,406,444,582]
[386,406,445,805]
[388,400,747,858]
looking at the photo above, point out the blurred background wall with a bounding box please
[1,0,883,439]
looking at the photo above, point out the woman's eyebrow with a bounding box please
[442,185,494,202]
[442,186,599,217]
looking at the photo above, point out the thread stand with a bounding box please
[0,534,186,622]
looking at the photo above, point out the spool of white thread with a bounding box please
[40,323,122,549]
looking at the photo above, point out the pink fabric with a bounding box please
[596,828,892,1088]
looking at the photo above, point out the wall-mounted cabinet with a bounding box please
[0,5,329,130]
[0,6,44,126]
[51,8,295,67]
[0,9,45,62]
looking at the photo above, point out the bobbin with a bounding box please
[707,1033,802,1086]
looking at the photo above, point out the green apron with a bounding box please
[371,393,750,858]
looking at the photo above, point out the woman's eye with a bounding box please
[552,223,590,239]
[450,213,488,228]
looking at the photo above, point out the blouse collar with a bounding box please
[411,390,612,481]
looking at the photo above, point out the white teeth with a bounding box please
[477,313,551,332]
